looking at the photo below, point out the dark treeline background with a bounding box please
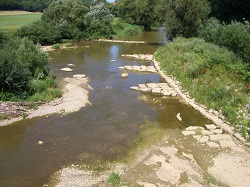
[0,0,107,12]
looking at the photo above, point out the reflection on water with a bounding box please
[0,29,210,187]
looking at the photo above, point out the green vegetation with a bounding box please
[155,38,249,133]
[199,19,250,65]
[0,36,61,102]
[0,14,41,35]
[111,18,143,37]
[107,172,121,187]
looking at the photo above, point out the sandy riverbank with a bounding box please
[0,77,91,127]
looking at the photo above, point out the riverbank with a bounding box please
[49,51,250,187]
[0,77,91,127]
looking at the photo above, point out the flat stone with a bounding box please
[201,130,214,135]
[233,133,246,143]
[182,131,196,136]
[118,66,124,69]
[186,126,205,131]
[141,87,152,93]
[205,124,217,130]
[199,136,209,143]
[219,139,237,148]
[193,135,202,141]
[147,83,159,88]
[162,91,171,96]
[152,88,162,94]
[158,83,169,87]
[37,141,44,145]
[210,129,223,134]
[60,68,73,72]
[171,92,177,97]
[206,141,220,148]
[130,86,139,90]
[67,64,75,66]
[209,134,231,142]
[138,84,147,88]
[73,74,86,78]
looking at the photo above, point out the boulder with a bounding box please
[121,73,128,78]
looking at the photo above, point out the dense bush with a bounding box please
[199,19,250,66]
[163,0,210,39]
[155,38,249,131]
[0,37,60,101]
[17,21,61,45]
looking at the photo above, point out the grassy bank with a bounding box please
[155,38,250,136]
[111,18,143,37]
[0,13,41,35]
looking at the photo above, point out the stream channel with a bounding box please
[0,29,211,187]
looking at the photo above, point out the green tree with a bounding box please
[116,0,162,30]
[85,2,114,37]
[17,21,61,45]
[164,0,210,38]
[0,37,50,94]
[42,0,89,32]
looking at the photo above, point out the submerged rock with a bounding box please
[73,74,86,78]
[121,73,128,78]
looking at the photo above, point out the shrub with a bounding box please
[51,44,61,49]
[199,19,250,65]
[17,20,61,45]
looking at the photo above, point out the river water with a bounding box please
[0,30,210,187]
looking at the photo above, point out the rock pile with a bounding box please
[121,54,153,61]
[130,83,178,97]
[119,65,157,73]
[182,124,239,148]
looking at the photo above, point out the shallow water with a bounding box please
[0,30,210,187]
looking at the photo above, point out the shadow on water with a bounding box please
[0,30,210,187]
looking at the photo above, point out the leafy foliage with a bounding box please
[17,20,61,45]
[163,0,210,39]
[155,38,249,129]
[199,19,250,66]
[0,37,49,93]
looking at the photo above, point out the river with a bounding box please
[0,29,211,187]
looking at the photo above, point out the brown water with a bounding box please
[0,30,210,187]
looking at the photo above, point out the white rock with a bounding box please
[37,141,44,145]
[201,130,213,135]
[110,60,115,62]
[67,64,75,66]
[209,134,231,141]
[118,66,124,69]
[219,139,237,148]
[193,135,202,141]
[130,86,139,90]
[73,74,86,78]
[141,87,152,93]
[176,113,182,122]
[199,136,209,143]
[210,129,223,134]
[60,68,73,72]
[186,126,204,131]
[205,124,217,130]
[206,141,220,148]
[121,73,128,78]
[152,88,162,94]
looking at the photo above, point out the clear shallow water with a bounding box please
[0,30,210,187]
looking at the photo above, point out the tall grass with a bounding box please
[0,14,41,35]
[155,38,249,134]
